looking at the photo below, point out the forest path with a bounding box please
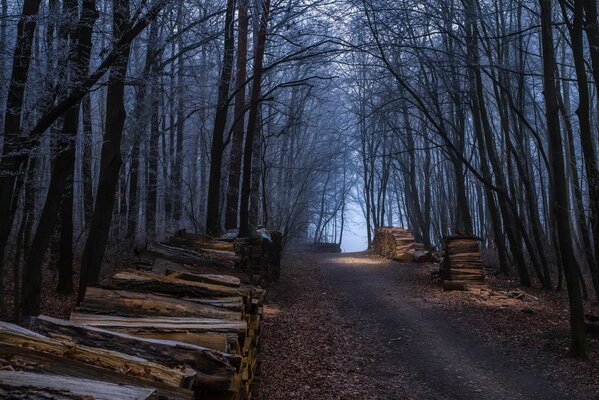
[259,252,579,400]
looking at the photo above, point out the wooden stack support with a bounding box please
[372,227,430,263]
[0,230,278,400]
[440,234,485,290]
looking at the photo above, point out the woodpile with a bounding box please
[372,227,431,263]
[0,230,279,400]
[440,234,486,290]
[311,242,342,253]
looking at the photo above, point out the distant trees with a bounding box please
[0,0,343,318]
[349,0,598,357]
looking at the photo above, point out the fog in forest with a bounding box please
[1,0,599,363]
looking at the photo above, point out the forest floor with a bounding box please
[259,252,599,400]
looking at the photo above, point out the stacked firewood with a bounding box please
[440,234,486,290]
[372,227,431,263]
[0,230,277,400]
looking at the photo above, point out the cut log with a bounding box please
[0,344,194,400]
[131,331,231,353]
[441,235,485,287]
[0,371,157,400]
[70,313,248,335]
[78,287,241,320]
[170,232,236,252]
[411,249,431,263]
[22,315,238,391]
[166,271,241,287]
[142,244,235,270]
[111,271,248,299]
[0,321,195,389]
[148,243,239,266]
[154,258,254,284]
[186,297,245,312]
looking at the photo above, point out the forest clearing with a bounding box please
[2,0,599,398]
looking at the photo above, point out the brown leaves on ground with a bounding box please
[259,255,390,400]
[260,252,599,399]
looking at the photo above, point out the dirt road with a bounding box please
[259,252,598,400]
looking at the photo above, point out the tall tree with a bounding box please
[224,0,249,231]
[205,0,236,235]
[539,0,586,357]
[77,0,133,303]
[239,0,271,236]
[21,0,98,314]
[0,0,42,312]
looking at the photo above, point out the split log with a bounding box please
[0,344,194,400]
[111,271,248,299]
[130,331,231,353]
[0,321,196,389]
[170,232,236,252]
[70,313,248,335]
[441,235,485,286]
[22,315,238,391]
[142,244,235,270]
[149,243,239,265]
[186,297,245,312]
[154,258,254,284]
[166,271,241,287]
[78,287,241,320]
[0,371,157,400]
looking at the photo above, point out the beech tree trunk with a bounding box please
[205,0,236,236]
[224,0,249,231]
[539,0,586,357]
[78,0,132,303]
[567,0,599,299]
[239,0,271,237]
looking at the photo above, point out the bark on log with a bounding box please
[0,371,157,400]
[148,243,239,266]
[185,297,245,312]
[22,315,238,391]
[0,321,195,388]
[70,313,248,335]
[171,231,236,252]
[78,287,241,320]
[130,331,232,353]
[166,271,241,287]
[0,344,194,400]
[151,257,254,284]
[111,271,248,299]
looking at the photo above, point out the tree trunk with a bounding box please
[568,0,599,300]
[146,74,160,238]
[539,0,586,357]
[224,0,249,230]
[205,0,236,236]
[21,0,98,314]
[239,0,271,237]
[0,0,42,312]
[77,0,132,303]
[82,94,94,226]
